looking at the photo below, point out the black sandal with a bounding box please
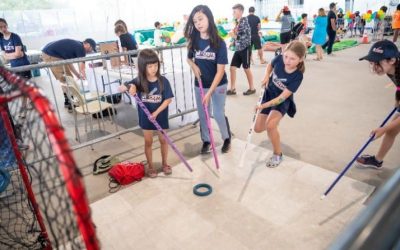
[226,89,237,95]
[243,89,256,95]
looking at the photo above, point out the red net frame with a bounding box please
[0,67,99,249]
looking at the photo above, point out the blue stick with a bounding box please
[321,107,397,199]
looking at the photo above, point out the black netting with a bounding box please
[0,69,98,249]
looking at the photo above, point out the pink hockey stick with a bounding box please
[133,94,193,172]
[198,78,220,170]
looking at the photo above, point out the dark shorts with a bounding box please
[139,119,169,130]
[139,113,169,131]
[260,90,290,116]
[15,70,32,80]
[280,31,291,44]
[230,47,251,69]
[251,34,262,50]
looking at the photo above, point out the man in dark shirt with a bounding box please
[322,2,337,55]
[41,38,96,110]
[42,38,96,82]
[247,7,266,64]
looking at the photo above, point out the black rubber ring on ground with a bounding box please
[193,183,212,196]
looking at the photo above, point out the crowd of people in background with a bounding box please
[1,2,399,176]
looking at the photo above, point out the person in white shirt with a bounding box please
[154,21,163,46]
[153,21,164,62]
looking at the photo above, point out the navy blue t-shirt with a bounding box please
[247,14,261,35]
[0,33,30,67]
[120,33,138,51]
[188,38,228,89]
[129,76,174,130]
[327,10,337,31]
[42,39,86,59]
[265,54,302,102]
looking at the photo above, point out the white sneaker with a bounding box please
[266,153,283,168]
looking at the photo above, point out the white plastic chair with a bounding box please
[65,84,114,142]
[64,76,106,102]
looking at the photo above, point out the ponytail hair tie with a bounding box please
[397,86,400,91]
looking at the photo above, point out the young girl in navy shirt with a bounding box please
[123,49,174,177]
[184,5,232,154]
[254,41,306,167]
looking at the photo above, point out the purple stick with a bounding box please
[133,94,193,172]
[198,79,220,170]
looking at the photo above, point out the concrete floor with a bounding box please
[29,38,400,248]
[69,39,399,202]
[90,139,374,250]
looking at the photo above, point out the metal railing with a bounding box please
[5,45,198,150]
[329,168,400,250]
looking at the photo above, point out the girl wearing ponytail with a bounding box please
[254,41,306,168]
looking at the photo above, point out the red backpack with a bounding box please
[108,162,145,192]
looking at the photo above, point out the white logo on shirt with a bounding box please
[142,94,162,103]
[195,45,216,60]
[3,42,14,51]
[272,71,287,90]
[149,87,158,95]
